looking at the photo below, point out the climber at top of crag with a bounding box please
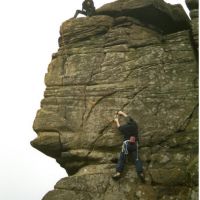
[73,0,96,18]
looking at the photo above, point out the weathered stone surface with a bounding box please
[31,132,61,158]
[31,0,198,199]
[186,0,199,51]
[96,0,190,34]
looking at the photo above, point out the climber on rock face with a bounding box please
[112,111,145,182]
[73,0,95,18]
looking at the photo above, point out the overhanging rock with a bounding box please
[96,0,190,34]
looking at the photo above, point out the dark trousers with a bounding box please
[74,9,95,18]
[74,10,87,18]
[116,143,143,174]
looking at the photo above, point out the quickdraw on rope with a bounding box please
[122,140,129,155]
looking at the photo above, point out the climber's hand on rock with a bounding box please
[118,111,128,117]
[114,118,120,127]
[117,111,123,115]
[114,118,119,123]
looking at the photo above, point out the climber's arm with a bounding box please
[117,111,128,118]
[114,111,128,128]
[114,117,120,128]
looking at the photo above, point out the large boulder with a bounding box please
[31,0,198,199]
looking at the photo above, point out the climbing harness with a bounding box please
[121,136,137,156]
[129,136,136,144]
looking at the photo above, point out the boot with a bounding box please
[112,172,121,180]
[138,172,145,183]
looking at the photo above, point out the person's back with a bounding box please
[82,0,95,11]
[83,0,95,16]
[118,117,139,141]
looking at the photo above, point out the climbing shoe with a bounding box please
[112,172,121,180]
[138,172,145,183]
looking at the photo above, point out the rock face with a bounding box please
[186,0,198,50]
[31,0,198,199]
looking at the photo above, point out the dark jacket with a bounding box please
[118,118,139,141]
[82,0,95,12]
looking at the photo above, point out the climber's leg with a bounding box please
[73,10,87,18]
[113,151,126,179]
[132,151,145,182]
[116,151,126,173]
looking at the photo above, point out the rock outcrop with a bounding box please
[31,0,198,199]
